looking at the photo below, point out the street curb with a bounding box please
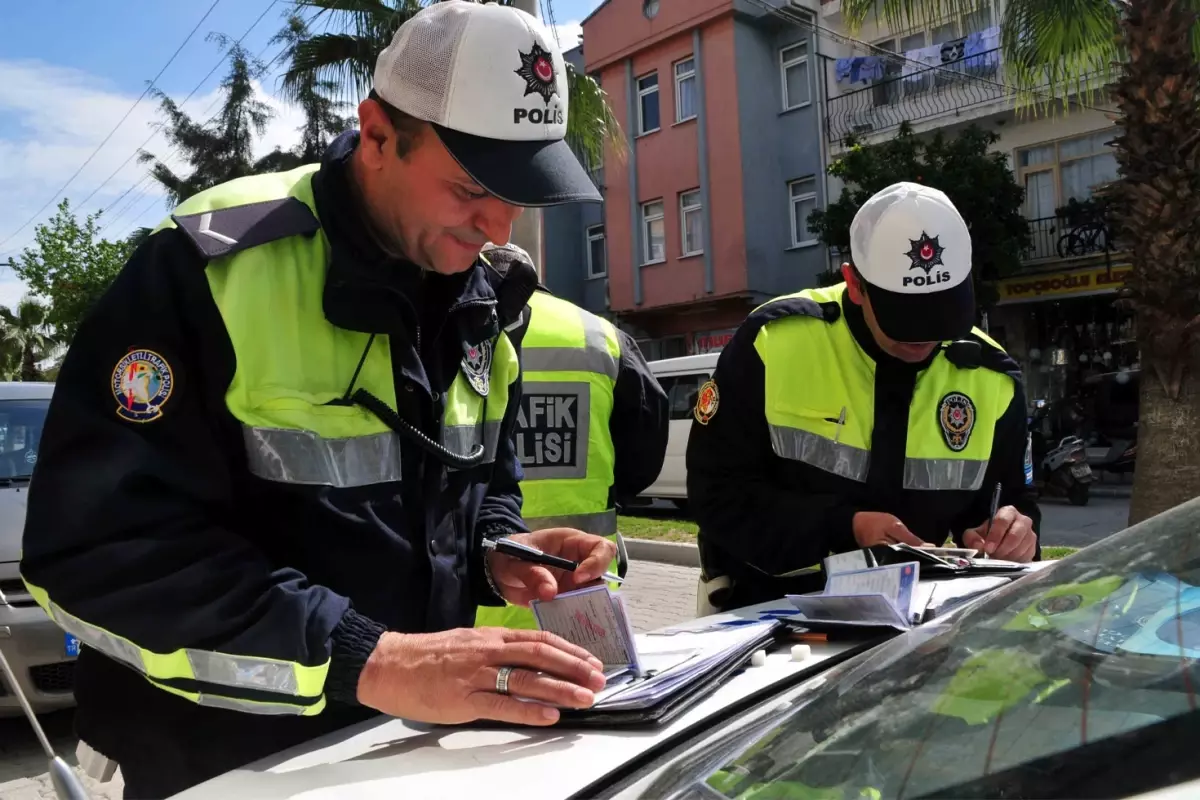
[624,538,700,567]
[1089,485,1132,499]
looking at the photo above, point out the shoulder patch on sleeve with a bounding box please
[172,197,320,260]
[694,379,719,425]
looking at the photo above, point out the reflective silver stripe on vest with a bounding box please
[45,601,311,697]
[193,694,312,716]
[903,457,988,491]
[768,425,870,483]
[442,420,503,464]
[522,309,619,379]
[524,509,618,536]
[243,426,402,487]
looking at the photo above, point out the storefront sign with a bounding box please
[692,329,736,354]
[994,264,1132,305]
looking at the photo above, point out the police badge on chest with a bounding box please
[461,339,493,396]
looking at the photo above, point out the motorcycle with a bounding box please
[1029,399,1094,506]
[1086,424,1137,477]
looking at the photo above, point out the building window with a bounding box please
[674,57,697,122]
[637,73,660,135]
[641,200,666,263]
[643,0,659,19]
[1016,129,1119,220]
[585,224,606,279]
[679,190,704,256]
[780,42,811,110]
[788,177,819,247]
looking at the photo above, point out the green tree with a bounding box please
[808,123,1030,309]
[2,199,130,343]
[0,298,55,382]
[278,0,625,168]
[843,0,1200,523]
[139,34,278,205]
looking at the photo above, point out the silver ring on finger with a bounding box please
[495,665,515,696]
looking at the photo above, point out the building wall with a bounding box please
[589,14,750,316]
[733,14,829,299]
[541,46,608,317]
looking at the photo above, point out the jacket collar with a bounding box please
[310,131,500,343]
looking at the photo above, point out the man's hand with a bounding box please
[962,505,1037,562]
[488,528,617,607]
[852,512,927,548]
[357,628,607,726]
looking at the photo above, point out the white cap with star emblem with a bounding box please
[848,181,976,343]
[372,0,601,206]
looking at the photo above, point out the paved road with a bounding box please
[0,561,703,799]
[1037,496,1131,548]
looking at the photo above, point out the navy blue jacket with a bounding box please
[19,132,535,791]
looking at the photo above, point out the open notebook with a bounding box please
[530,585,781,717]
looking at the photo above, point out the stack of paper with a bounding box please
[531,586,778,712]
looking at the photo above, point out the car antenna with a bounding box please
[0,646,89,799]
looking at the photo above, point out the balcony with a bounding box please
[1023,215,1113,263]
[826,48,1006,145]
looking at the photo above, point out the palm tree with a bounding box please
[278,0,625,168]
[139,34,276,206]
[842,0,1200,524]
[0,298,55,382]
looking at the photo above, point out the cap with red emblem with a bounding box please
[371,0,601,207]
[848,181,975,343]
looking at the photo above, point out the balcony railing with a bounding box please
[826,48,1007,144]
[1023,215,1113,262]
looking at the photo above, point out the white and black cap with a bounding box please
[849,181,975,343]
[372,0,601,206]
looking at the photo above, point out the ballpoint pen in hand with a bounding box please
[982,482,1003,559]
[482,536,625,585]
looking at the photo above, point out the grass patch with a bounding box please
[620,515,1082,560]
[618,515,697,542]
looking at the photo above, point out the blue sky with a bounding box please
[0,0,601,308]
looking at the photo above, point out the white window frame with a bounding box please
[788,177,819,248]
[585,224,606,279]
[780,42,811,111]
[636,72,661,135]
[674,57,697,123]
[679,189,704,257]
[641,200,666,264]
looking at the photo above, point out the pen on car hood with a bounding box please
[483,537,625,585]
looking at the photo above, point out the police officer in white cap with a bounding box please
[687,182,1041,612]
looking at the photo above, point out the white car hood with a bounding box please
[174,604,857,800]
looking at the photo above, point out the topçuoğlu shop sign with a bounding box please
[994,264,1132,305]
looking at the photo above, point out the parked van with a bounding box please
[638,353,719,510]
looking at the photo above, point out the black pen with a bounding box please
[482,537,625,585]
[982,482,1003,559]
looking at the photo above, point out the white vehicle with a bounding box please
[169,495,1200,800]
[639,353,719,510]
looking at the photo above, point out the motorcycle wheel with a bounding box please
[1068,482,1090,506]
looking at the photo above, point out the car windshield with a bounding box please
[631,497,1200,800]
[0,398,49,479]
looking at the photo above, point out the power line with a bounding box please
[78,0,283,216]
[742,0,1118,116]
[0,0,225,252]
